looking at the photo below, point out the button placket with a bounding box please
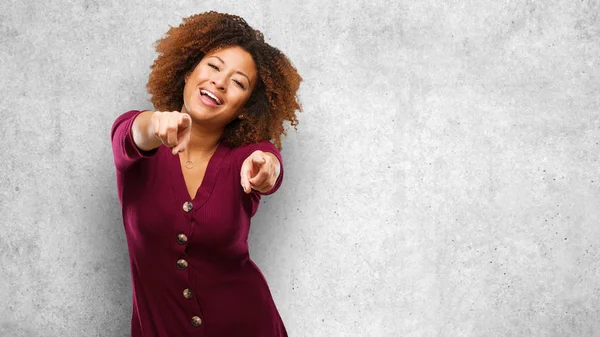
[179,200,203,325]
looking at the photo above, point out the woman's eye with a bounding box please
[208,63,219,71]
[233,80,246,89]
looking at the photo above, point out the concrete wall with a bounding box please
[1,0,599,336]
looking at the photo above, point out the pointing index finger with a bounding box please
[240,159,252,193]
[179,113,192,128]
[252,156,266,165]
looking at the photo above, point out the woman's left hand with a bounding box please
[240,150,281,194]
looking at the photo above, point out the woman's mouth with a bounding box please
[199,89,223,107]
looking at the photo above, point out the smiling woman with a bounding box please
[147,11,301,149]
[110,11,301,337]
[182,46,257,128]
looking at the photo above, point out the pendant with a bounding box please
[184,160,194,169]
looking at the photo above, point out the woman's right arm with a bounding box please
[111,110,192,172]
[133,110,193,152]
[131,110,163,152]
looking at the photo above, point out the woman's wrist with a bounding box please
[132,110,162,151]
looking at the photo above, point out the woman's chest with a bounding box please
[179,156,209,200]
[123,160,251,248]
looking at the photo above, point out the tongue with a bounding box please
[201,93,219,105]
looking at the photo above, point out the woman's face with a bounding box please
[182,45,257,127]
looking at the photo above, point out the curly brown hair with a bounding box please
[146,11,302,150]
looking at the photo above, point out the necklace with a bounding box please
[184,160,195,169]
[184,142,220,169]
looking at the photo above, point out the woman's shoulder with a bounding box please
[111,109,147,132]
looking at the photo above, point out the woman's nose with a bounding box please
[211,76,226,91]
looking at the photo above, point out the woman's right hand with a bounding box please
[151,111,192,155]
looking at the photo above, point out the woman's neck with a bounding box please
[186,124,222,156]
[179,105,223,155]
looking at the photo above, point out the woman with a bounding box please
[110,11,301,337]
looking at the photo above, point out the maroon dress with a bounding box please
[111,110,287,337]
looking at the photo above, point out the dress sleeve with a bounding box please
[111,110,159,172]
[234,140,285,196]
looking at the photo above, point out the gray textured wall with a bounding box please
[1,1,599,336]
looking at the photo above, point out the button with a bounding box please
[177,233,188,244]
[191,316,202,327]
[183,288,193,299]
[183,201,193,212]
[176,259,188,270]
